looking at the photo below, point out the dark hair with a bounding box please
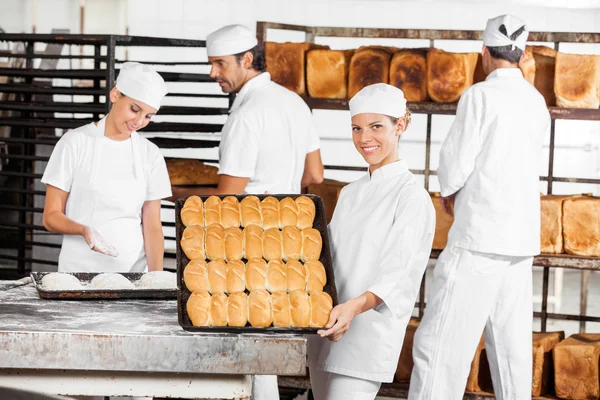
[486,24,525,64]
[234,45,266,72]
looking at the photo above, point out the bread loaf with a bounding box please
[224,226,244,261]
[296,196,316,229]
[309,291,332,328]
[390,49,429,102]
[532,331,564,396]
[260,196,280,230]
[427,49,479,103]
[395,319,420,382]
[301,228,322,262]
[243,224,264,260]
[290,290,311,328]
[266,260,287,293]
[166,158,219,186]
[204,196,222,227]
[210,292,228,327]
[265,42,328,96]
[555,52,600,108]
[246,258,268,291]
[183,259,209,292]
[519,46,557,106]
[227,291,248,327]
[271,291,292,328]
[225,259,246,293]
[563,196,600,256]
[205,224,226,260]
[240,196,262,227]
[221,196,241,229]
[430,192,454,250]
[306,260,327,293]
[187,291,212,326]
[540,195,574,254]
[181,196,204,227]
[279,197,299,228]
[207,259,227,293]
[348,47,392,99]
[554,334,600,399]
[181,226,206,260]
[306,49,354,99]
[263,227,283,262]
[248,289,273,327]
[282,225,302,262]
[286,260,307,292]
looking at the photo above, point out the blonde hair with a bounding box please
[388,107,412,129]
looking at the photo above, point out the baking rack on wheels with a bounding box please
[256,21,600,400]
[0,33,232,279]
[0,280,307,399]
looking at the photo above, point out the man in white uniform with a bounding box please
[171,24,323,199]
[408,15,551,400]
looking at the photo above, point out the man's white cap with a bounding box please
[349,83,407,118]
[116,62,167,110]
[206,24,258,57]
[483,14,528,51]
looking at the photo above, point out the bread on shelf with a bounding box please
[427,48,479,103]
[306,49,354,99]
[390,49,429,102]
[166,158,219,186]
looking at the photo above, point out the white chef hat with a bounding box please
[116,62,168,111]
[206,24,258,57]
[483,14,528,51]
[349,83,407,118]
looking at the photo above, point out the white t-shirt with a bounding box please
[218,72,320,195]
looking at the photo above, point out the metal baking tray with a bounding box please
[175,194,338,334]
[31,272,177,300]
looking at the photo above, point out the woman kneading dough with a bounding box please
[308,84,435,399]
[42,62,171,273]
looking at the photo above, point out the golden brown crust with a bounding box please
[555,52,600,108]
[248,289,273,328]
[348,47,391,99]
[390,49,429,102]
[183,259,209,292]
[187,291,212,326]
[306,49,354,99]
[181,226,206,260]
[427,49,479,103]
[166,158,219,186]
[181,196,204,227]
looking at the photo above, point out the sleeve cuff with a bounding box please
[40,178,70,193]
[145,189,172,201]
[218,166,254,178]
[367,284,396,318]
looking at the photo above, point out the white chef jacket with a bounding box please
[439,68,550,257]
[218,72,320,194]
[41,117,172,272]
[308,160,435,382]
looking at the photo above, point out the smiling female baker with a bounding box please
[42,62,171,273]
[308,83,435,399]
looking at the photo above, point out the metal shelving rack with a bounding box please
[0,33,231,279]
[256,21,600,399]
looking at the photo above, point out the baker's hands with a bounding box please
[317,298,361,342]
[82,226,118,257]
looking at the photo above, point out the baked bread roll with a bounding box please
[210,292,228,327]
[221,196,241,228]
[248,289,273,327]
[167,158,219,186]
[290,290,311,328]
[266,260,287,293]
[181,196,204,227]
[187,291,212,326]
[205,224,225,260]
[227,292,249,327]
[390,49,429,102]
[301,228,322,262]
[204,196,222,227]
[263,227,283,261]
[306,49,354,99]
[183,259,209,292]
[286,260,307,292]
[555,52,600,108]
[243,225,264,260]
[427,48,479,103]
[181,226,206,260]
[240,196,262,227]
[348,47,392,99]
[282,225,302,262]
[295,196,316,230]
[225,259,246,293]
[271,291,292,328]
[224,227,243,261]
[309,291,333,328]
[261,196,280,230]
[305,260,327,293]
[207,259,227,293]
[246,258,268,291]
[279,197,299,228]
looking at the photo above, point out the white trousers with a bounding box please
[408,246,533,400]
[252,375,279,400]
[309,369,381,400]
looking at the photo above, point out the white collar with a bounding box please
[229,72,272,113]
[485,67,523,81]
[368,159,409,182]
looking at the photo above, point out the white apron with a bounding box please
[58,117,148,273]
